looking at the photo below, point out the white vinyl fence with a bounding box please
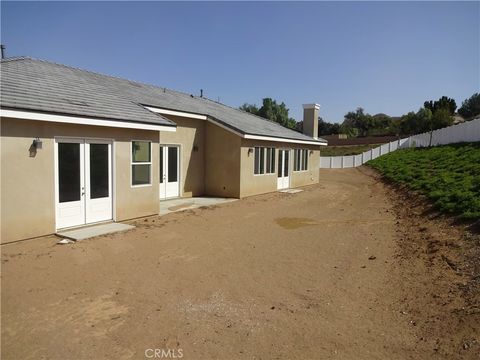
[320,117,480,169]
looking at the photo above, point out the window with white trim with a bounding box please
[294,149,308,171]
[266,147,275,174]
[132,141,152,186]
[254,147,275,175]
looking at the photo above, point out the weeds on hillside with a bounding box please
[367,142,480,220]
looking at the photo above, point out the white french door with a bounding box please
[277,149,290,190]
[159,145,180,199]
[85,140,113,224]
[55,138,112,229]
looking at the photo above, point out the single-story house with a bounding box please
[0,57,327,243]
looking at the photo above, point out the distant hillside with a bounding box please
[367,143,480,220]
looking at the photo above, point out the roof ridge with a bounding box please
[0,56,31,63]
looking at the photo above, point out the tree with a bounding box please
[339,124,359,138]
[341,108,398,137]
[317,117,340,136]
[424,96,457,115]
[370,113,396,136]
[238,98,298,130]
[342,108,374,137]
[257,98,289,128]
[239,103,259,114]
[430,108,453,130]
[389,116,404,136]
[458,93,480,120]
[398,106,453,137]
[372,113,391,129]
[399,108,432,136]
[399,111,424,136]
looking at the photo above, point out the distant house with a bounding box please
[0,57,326,243]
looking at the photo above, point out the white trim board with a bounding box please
[143,105,326,146]
[243,134,326,146]
[144,106,207,120]
[0,108,176,132]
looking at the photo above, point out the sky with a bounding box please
[1,1,479,123]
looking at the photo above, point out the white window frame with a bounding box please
[265,147,275,174]
[303,149,309,171]
[254,146,276,176]
[294,149,309,172]
[131,140,152,187]
[254,147,263,175]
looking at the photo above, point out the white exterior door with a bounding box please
[277,149,290,190]
[85,140,112,224]
[55,138,112,229]
[159,145,180,199]
[56,139,85,229]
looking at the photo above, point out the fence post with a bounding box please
[362,152,364,165]
[341,156,344,168]
[370,148,373,159]
[330,157,333,169]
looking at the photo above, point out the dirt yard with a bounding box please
[1,168,478,359]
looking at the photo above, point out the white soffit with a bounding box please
[0,108,176,132]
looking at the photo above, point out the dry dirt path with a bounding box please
[0,168,457,359]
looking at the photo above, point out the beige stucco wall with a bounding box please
[1,117,159,243]
[159,115,205,197]
[239,138,320,198]
[1,114,322,242]
[204,122,241,198]
[290,148,320,188]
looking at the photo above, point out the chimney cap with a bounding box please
[302,103,320,110]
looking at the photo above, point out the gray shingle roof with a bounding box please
[1,57,326,144]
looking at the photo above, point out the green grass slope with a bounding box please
[367,142,480,220]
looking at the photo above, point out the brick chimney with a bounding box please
[302,103,320,139]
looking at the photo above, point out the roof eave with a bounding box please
[206,116,327,146]
[0,107,177,132]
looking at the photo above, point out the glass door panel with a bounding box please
[89,143,109,199]
[56,139,85,229]
[58,143,81,203]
